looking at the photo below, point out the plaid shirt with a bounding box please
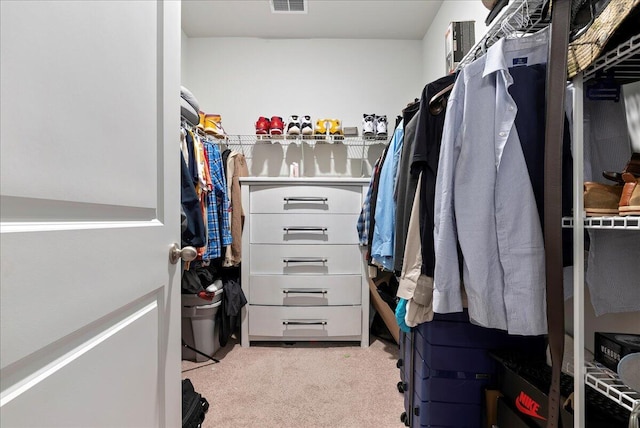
[202,142,232,260]
[357,158,379,246]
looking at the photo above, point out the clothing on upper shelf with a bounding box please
[434,32,551,336]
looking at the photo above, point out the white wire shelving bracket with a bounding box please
[562,215,640,229]
[582,33,640,83]
[585,362,640,413]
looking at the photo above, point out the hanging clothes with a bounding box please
[357,165,376,247]
[393,74,457,328]
[392,102,421,274]
[202,141,232,261]
[434,32,551,336]
[410,73,457,278]
[363,144,392,264]
[181,153,206,248]
[371,121,404,271]
[223,150,249,267]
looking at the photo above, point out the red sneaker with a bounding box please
[270,116,284,135]
[255,116,271,135]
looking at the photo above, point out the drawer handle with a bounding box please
[283,258,327,264]
[282,289,327,295]
[284,197,328,203]
[283,226,327,233]
[283,320,327,326]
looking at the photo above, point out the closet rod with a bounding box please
[456,0,548,70]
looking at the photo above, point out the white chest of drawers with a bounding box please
[240,177,370,347]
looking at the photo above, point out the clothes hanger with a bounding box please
[428,82,455,116]
[403,98,420,113]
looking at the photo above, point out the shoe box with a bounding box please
[406,311,545,427]
[495,359,574,428]
[594,332,640,371]
[493,348,633,428]
[496,396,537,428]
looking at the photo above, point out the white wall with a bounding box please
[182,37,423,176]
[422,0,490,84]
[184,37,423,135]
[181,29,188,85]
[566,292,640,353]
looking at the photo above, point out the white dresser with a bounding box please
[240,177,370,347]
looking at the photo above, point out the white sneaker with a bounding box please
[375,115,388,137]
[287,115,301,135]
[362,114,375,136]
[205,279,222,293]
[301,115,313,135]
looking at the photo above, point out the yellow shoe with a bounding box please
[197,111,206,131]
[329,119,343,139]
[204,114,226,139]
[314,119,327,137]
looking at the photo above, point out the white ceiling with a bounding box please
[181,0,444,40]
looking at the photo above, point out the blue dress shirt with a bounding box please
[371,121,404,271]
[434,31,550,336]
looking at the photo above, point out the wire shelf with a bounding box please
[221,134,388,159]
[456,0,548,70]
[562,216,640,230]
[225,134,390,145]
[585,362,640,413]
[583,33,640,84]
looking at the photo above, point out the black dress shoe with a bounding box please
[602,152,640,184]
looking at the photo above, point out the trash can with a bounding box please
[181,289,223,362]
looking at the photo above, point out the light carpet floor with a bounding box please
[181,336,404,428]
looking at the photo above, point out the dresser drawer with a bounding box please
[250,213,360,244]
[249,305,362,338]
[250,185,361,214]
[249,244,362,275]
[249,275,361,305]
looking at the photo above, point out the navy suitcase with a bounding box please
[398,310,544,427]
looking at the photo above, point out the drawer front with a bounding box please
[250,185,362,214]
[249,244,362,275]
[249,275,361,306]
[248,305,362,338]
[250,214,360,244]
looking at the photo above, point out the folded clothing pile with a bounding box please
[181,85,200,127]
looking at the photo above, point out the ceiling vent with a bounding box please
[271,0,307,13]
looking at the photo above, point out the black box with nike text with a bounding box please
[594,332,640,372]
[497,362,573,428]
[496,395,536,428]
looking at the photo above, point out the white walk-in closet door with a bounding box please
[0,2,181,427]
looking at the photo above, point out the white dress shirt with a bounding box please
[433,32,550,336]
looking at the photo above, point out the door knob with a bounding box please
[169,243,197,264]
